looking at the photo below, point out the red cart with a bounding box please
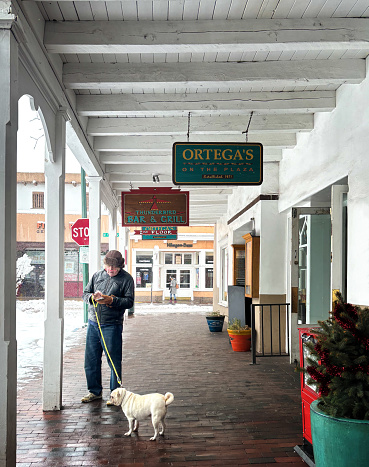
[294,328,320,465]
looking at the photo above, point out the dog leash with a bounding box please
[91,297,122,387]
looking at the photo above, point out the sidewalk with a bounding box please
[17,305,306,466]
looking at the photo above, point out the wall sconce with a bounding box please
[32,180,38,186]
[71,181,77,187]
[152,174,160,183]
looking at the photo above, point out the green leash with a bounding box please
[91,297,122,387]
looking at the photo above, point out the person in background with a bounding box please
[81,250,134,404]
[169,275,177,304]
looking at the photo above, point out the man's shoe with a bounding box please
[81,392,102,403]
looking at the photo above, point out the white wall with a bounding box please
[215,161,284,297]
[279,57,369,306]
[17,182,110,215]
[259,201,286,295]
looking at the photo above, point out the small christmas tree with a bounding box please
[304,293,369,420]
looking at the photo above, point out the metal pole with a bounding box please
[250,304,257,365]
[81,168,89,323]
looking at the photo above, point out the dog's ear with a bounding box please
[117,388,125,404]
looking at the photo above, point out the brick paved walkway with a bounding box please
[17,305,305,466]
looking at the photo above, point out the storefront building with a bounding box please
[129,226,214,304]
[16,172,111,298]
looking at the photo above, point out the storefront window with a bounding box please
[184,254,192,264]
[205,268,213,288]
[221,247,228,301]
[165,253,173,264]
[166,270,176,288]
[136,267,152,288]
[175,253,182,264]
[180,270,190,288]
[136,252,152,264]
[206,252,213,264]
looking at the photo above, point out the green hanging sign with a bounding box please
[172,142,263,185]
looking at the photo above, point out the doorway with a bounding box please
[292,207,331,324]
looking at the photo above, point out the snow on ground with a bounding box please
[16,299,212,390]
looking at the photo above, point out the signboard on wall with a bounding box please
[121,187,189,227]
[172,142,263,185]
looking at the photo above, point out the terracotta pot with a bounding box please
[227,329,251,351]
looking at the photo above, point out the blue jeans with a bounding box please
[84,321,123,395]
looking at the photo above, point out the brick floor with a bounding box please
[17,305,306,466]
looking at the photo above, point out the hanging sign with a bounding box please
[122,187,189,227]
[134,226,178,240]
[172,142,263,185]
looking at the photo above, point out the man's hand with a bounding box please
[93,292,113,305]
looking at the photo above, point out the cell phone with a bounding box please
[95,296,105,301]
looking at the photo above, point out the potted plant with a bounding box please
[205,311,225,332]
[303,293,369,467]
[227,318,251,352]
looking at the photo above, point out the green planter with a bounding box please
[310,399,369,467]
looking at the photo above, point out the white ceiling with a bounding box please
[34,0,369,224]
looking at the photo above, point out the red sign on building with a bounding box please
[121,187,189,227]
[71,218,89,246]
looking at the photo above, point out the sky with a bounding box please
[17,95,81,174]
[16,300,212,391]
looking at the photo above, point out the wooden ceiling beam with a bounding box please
[94,133,296,151]
[45,18,369,54]
[76,91,335,117]
[87,114,313,136]
[64,60,365,91]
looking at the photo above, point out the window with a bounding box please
[165,253,193,265]
[136,267,152,288]
[233,246,245,286]
[32,192,44,209]
[180,270,190,288]
[183,254,192,264]
[166,270,176,288]
[205,268,213,288]
[220,247,228,301]
[165,253,173,264]
[136,252,152,264]
[205,252,213,264]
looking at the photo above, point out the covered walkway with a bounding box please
[17,306,305,466]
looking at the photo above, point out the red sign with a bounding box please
[121,187,189,227]
[71,218,89,246]
[134,227,178,235]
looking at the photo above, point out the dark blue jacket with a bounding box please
[83,268,134,326]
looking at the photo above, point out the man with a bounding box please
[81,250,134,404]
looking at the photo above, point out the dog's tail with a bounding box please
[164,392,174,406]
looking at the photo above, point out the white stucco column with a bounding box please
[108,206,117,251]
[43,108,69,411]
[87,176,102,275]
[0,8,18,465]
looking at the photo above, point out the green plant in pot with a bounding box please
[303,293,369,467]
[227,318,251,352]
[205,311,225,332]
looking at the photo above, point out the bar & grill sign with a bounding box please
[121,187,189,227]
[172,142,263,185]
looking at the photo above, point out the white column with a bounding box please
[87,176,102,276]
[0,8,18,465]
[108,206,117,250]
[43,108,69,411]
[152,245,160,290]
[331,184,348,309]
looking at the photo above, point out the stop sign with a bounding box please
[71,218,89,246]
